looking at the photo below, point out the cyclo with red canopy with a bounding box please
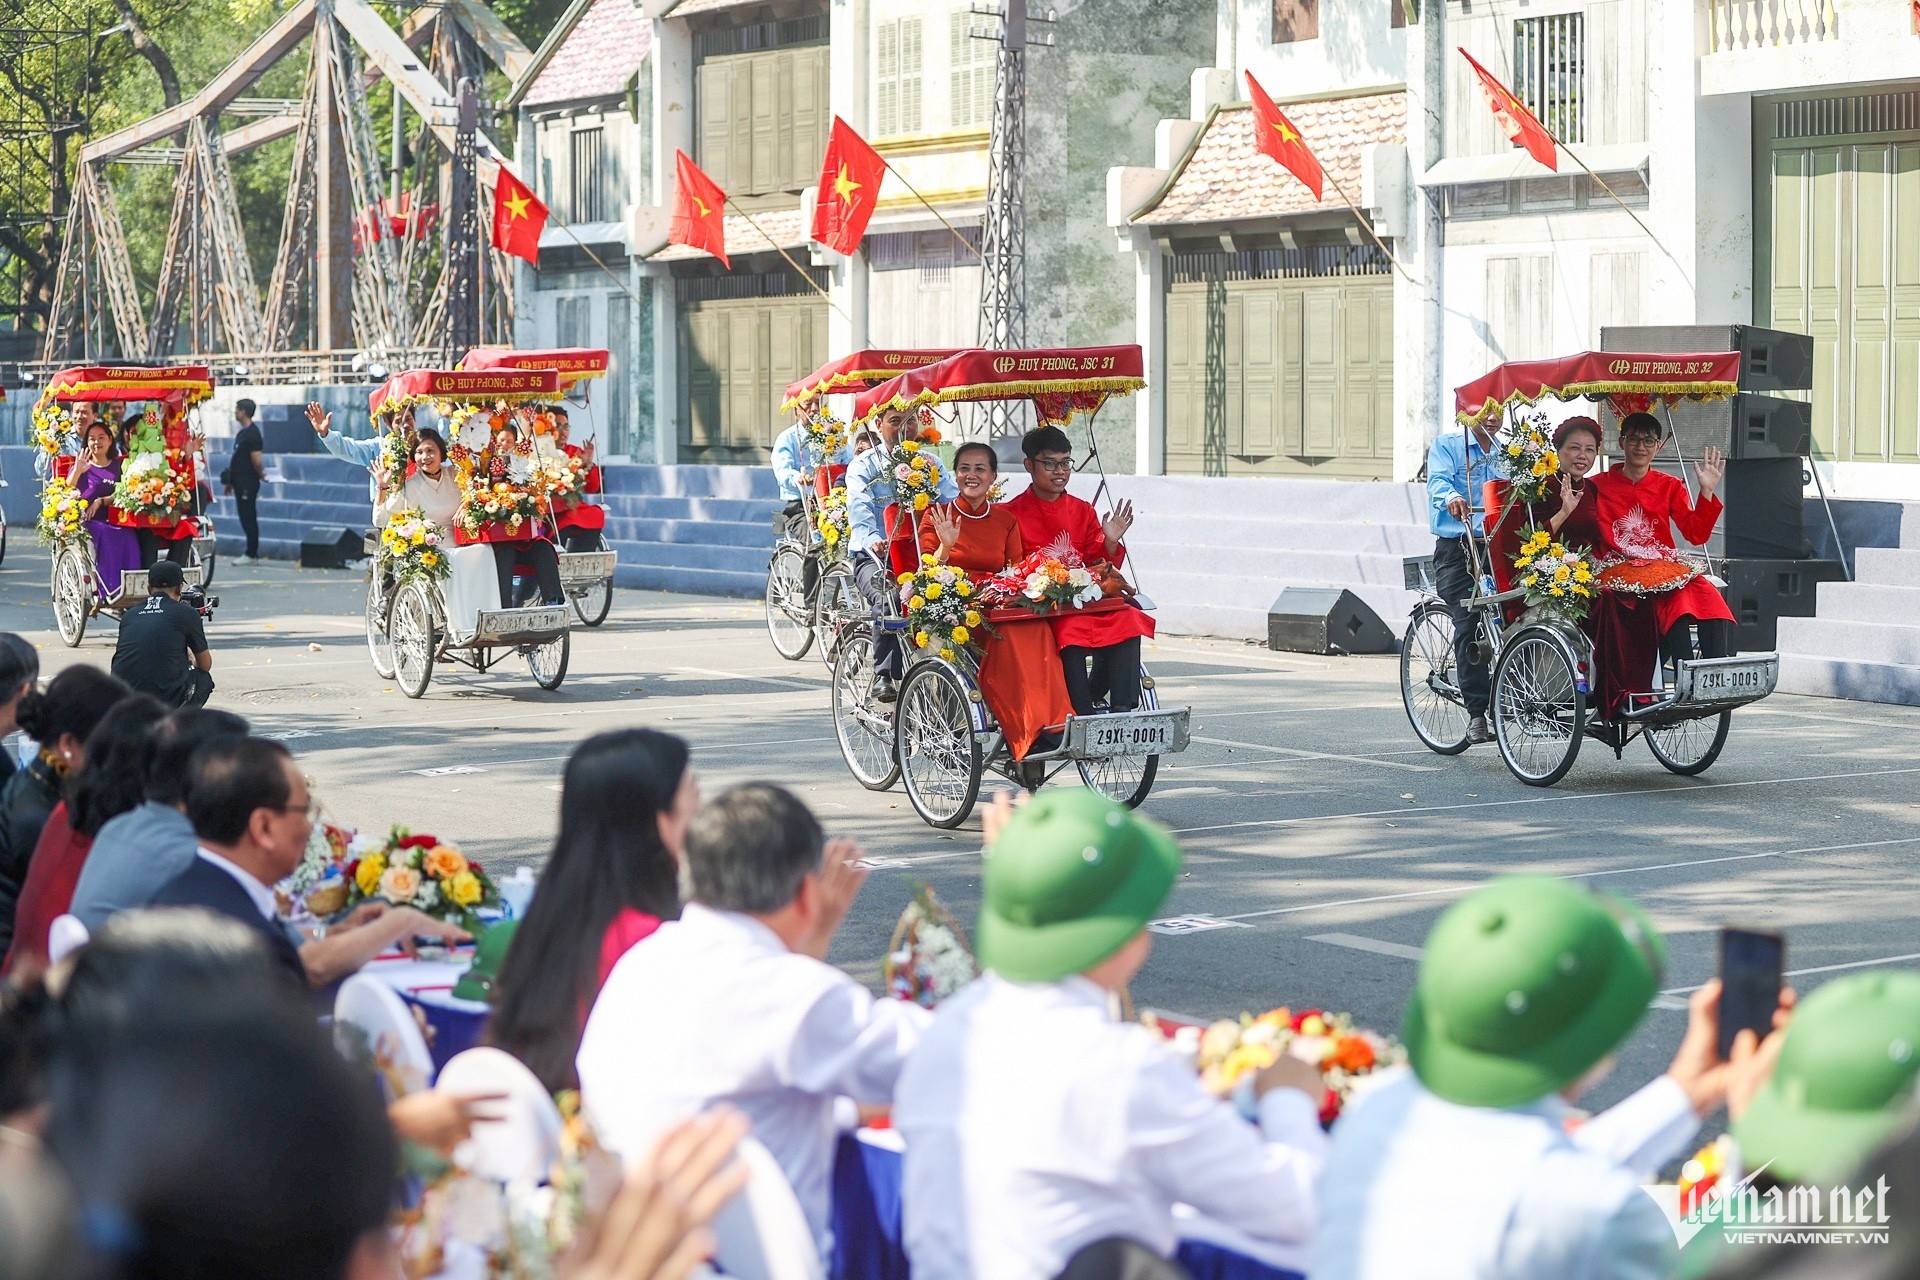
[458,346,617,627]
[1400,349,1780,786]
[832,344,1192,828]
[362,367,572,697]
[35,365,219,647]
[765,349,961,665]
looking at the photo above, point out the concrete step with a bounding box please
[607,539,770,576]
[613,562,764,598]
[600,516,773,549]
[1810,581,1920,626]
[1777,654,1920,707]
[1127,515,1429,556]
[1854,546,1920,583]
[1776,617,1920,667]
[603,465,781,500]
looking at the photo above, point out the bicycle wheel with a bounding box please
[1401,605,1471,755]
[897,662,984,827]
[365,576,396,679]
[51,546,89,647]
[391,581,438,699]
[831,630,899,790]
[527,630,570,690]
[765,546,814,661]
[1491,630,1586,786]
[814,562,859,667]
[1646,711,1730,776]
[1075,671,1161,807]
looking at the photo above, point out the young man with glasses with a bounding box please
[1003,426,1153,715]
[845,406,957,702]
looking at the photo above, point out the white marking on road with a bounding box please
[1191,734,1440,773]
[1148,914,1253,936]
[668,664,824,692]
[410,765,485,777]
[1661,950,1920,997]
[1170,766,1920,837]
[1210,836,1920,924]
[1306,933,1425,960]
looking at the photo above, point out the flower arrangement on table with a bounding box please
[1494,410,1560,505]
[111,408,198,523]
[815,484,850,559]
[380,507,452,588]
[288,820,368,918]
[885,885,978,1008]
[981,544,1103,615]
[346,827,501,926]
[37,473,86,545]
[889,434,946,517]
[31,401,74,455]
[898,555,985,662]
[1511,527,1599,622]
[1153,1005,1406,1129]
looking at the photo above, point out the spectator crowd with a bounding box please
[1,633,1917,1280]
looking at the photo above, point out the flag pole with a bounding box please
[726,198,853,325]
[1317,168,1423,289]
[878,159,985,264]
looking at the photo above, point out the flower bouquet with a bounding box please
[803,407,849,463]
[528,454,584,505]
[112,409,197,522]
[456,480,544,541]
[884,885,978,1008]
[815,485,850,559]
[37,473,86,545]
[288,820,366,918]
[1511,527,1600,622]
[31,401,74,456]
[982,541,1103,615]
[1594,555,1706,597]
[380,508,453,588]
[381,426,414,480]
[1493,410,1561,505]
[346,827,501,926]
[897,556,985,662]
[1153,1005,1406,1128]
[889,435,945,517]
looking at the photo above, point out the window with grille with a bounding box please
[1512,14,1583,145]
[570,127,606,223]
[876,18,923,136]
[949,10,994,130]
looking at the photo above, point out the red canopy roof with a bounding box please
[1454,350,1743,427]
[781,349,963,411]
[40,365,215,406]
[370,367,562,415]
[854,346,1145,426]
[458,347,609,387]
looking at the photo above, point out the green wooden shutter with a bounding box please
[1222,290,1246,455]
[1164,289,1201,455]
[697,60,733,189]
[1894,143,1920,461]
[1301,289,1339,455]
[1853,144,1894,459]
[787,47,829,192]
[900,18,922,133]
[1279,288,1304,456]
[877,23,898,136]
[685,308,724,450]
[1240,287,1279,457]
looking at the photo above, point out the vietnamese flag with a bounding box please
[491,167,548,264]
[670,150,730,268]
[1244,72,1323,200]
[1459,48,1558,171]
[811,117,888,255]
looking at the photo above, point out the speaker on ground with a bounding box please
[1267,587,1395,656]
[1720,557,1846,651]
[300,528,363,570]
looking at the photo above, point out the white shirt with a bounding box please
[1311,1070,1699,1280]
[195,845,277,921]
[576,903,930,1251]
[376,468,461,533]
[895,974,1329,1280]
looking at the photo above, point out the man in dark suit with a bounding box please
[152,737,466,991]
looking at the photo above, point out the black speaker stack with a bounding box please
[1266,587,1396,656]
[1599,324,1837,648]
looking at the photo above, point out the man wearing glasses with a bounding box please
[846,405,958,702]
[151,736,466,991]
[1004,426,1153,715]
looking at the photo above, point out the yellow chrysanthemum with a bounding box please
[939,647,955,661]
[924,583,942,600]
[964,610,981,627]
[955,582,972,598]
[922,553,937,566]
[355,854,387,895]
[898,572,914,585]
[951,625,970,644]
[915,630,930,647]
[447,870,483,907]
[912,493,930,511]
[901,440,921,453]
[909,595,926,610]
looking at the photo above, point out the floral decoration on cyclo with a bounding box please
[37,474,86,545]
[887,427,945,516]
[816,485,851,558]
[982,538,1105,615]
[1511,527,1600,623]
[1147,1005,1407,1129]
[803,406,849,461]
[1493,409,1560,505]
[111,406,199,522]
[380,507,452,588]
[899,555,986,662]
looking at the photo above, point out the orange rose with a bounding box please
[1325,1034,1377,1073]
[422,844,467,879]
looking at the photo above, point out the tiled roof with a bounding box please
[1133,91,1407,227]
[663,0,769,15]
[649,206,807,262]
[522,0,652,107]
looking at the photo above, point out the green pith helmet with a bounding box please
[1733,969,1920,1185]
[1402,875,1664,1108]
[976,788,1181,984]
[451,918,519,1002]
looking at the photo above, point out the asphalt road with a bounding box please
[5,539,1918,1122]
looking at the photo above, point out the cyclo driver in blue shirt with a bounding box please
[1425,416,1499,745]
[844,406,956,703]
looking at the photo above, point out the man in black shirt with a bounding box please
[225,397,265,563]
[112,562,214,707]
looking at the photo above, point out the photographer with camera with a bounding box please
[112,562,216,708]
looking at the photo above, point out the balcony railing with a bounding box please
[1707,0,1839,52]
